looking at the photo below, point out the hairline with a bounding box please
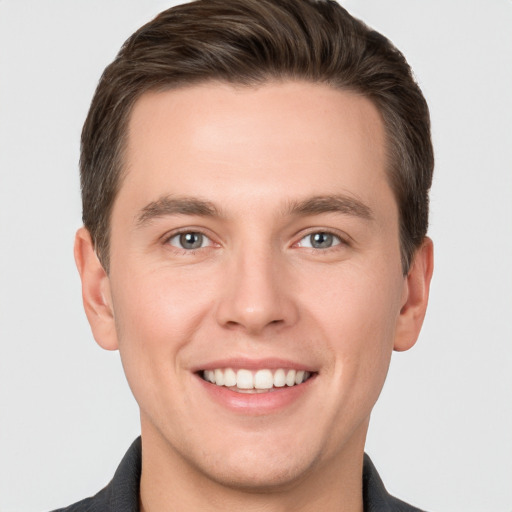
[96,77,409,275]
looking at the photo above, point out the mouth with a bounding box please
[199,368,315,393]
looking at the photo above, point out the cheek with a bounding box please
[303,260,402,341]
[112,263,216,343]
[300,261,402,390]
[109,265,217,397]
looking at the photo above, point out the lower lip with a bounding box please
[195,374,316,415]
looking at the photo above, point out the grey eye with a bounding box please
[168,232,208,250]
[310,232,334,248]
[298,232,341,249]
[180,232,203,249]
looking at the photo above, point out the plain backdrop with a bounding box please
[0,1,511,511]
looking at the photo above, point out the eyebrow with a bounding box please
[285,194,374,221]
[136,195,221,226]
[136,193,374,227]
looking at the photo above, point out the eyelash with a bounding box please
[164,230,216,254]
[162,229,350,254]
[294,230,349,252]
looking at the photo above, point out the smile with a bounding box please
[201,368,313,393]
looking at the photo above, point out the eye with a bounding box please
[167,231,211,250]
[297,232,342,249]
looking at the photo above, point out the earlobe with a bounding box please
[393,237,434,352]
[74,227,119,351]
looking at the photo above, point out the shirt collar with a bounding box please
[93,437,423,512]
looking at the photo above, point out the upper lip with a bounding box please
[191,357,317,373]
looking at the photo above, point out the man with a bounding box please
[59,0,434,510]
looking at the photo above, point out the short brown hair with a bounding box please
[81,0,433,274]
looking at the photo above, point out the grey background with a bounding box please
[0,1,511,510]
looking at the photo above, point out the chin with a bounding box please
[197,450,318,493]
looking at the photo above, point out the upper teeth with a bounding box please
[203,368,311,390]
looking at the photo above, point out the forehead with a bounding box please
[119,81,392,219]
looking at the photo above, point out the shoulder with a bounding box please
[363,454,428,512]
[48,438,141,512]
[50,490,107,512]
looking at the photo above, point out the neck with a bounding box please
[139,419,367,512]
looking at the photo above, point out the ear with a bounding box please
[74,227,119,351]
[394,237,434,352]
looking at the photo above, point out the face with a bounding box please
[77,81,432,491]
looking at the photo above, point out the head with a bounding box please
[75,0,434,501]
[81,0,433,276]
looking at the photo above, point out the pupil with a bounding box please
[311,232,333,248]
[180,232,202,249]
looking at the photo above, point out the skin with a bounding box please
[75,81,433,512]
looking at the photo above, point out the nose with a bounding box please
[215,246,299,335]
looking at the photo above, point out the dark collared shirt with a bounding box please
[52,437,426,512]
